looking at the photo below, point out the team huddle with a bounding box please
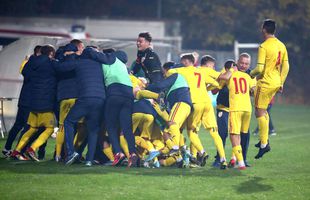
[2,19,289,170]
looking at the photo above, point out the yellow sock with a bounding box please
[103,146,114,161]
[15,127,38,152]
[190,143,198,158]
[120,135,130,158]
[74,125,87,149]
[257,114,269,145]
[209,128,226,160]
[169,124,180,148]
[135,136,153,151]
[232,145,244,166]
[136,90,159,100]
[152,140,165,151]
[179,134,185,147]
[55,126,64,157]
[188,129,204,153]
[31,128,54,151]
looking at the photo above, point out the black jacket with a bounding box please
[132,48,163,83]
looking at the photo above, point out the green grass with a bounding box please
[0,104,310,200]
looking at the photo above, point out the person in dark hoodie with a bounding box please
[2,45,41,157]
[55,47,115,167]
[11,45,57,161]
[54,43,81,162]
[84,48,139,167]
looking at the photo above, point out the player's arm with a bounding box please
[146,73,177,93]
[280,49,290,87]
[217,70,232,81]
[249,77,257,96]
[83,47,116,65]
[53,59,76,72]
[205,75,219,91]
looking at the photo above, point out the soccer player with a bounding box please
[11,45,57,161]
[168,54,227,168]
[54,47,114,166]
[147,61,192,154]
[85,49,138,167]
[219,60,256,169]
[250,19,289,159]
[2,45,41,157]
[132,32,163,83]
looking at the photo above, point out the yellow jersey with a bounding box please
[129,74,145,89]
[199,67,221,80]
[227,71,255,112]
[168,66,218,104]
[252,37,288,88]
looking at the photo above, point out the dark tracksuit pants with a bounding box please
[104,95,135,154]
[64,97,104,162]
[215,109,250,162]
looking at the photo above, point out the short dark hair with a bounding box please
[138,32,152,42]
[181,54,195,64]
[41,45,56,57]
[224,59,236,70]
[86,45,99,50]
[263,19,276,34]
[163,61,175,70]
[102,48,116,53]
[33,45,42,56]
[200,55,216,66]
[70,39,83,46]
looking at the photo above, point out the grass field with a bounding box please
[0,104,309,200]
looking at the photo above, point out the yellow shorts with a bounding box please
[229,111,251,134]
[254,86,279,109]
[27,111,55,128]
[187,102,217,131]
[59,98,84,125]
[132,113,154,139]
[167,102,191,129]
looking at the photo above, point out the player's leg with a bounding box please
[168,102,191,151]
[119,97,138,167]
[202,103,226,167]
[229,112,245,169]
[187,103,205,157]
[64,99,89,165]
[26,112,55,161]
[267,104,276,135]
[56,99,76,160]
[120,132,130,159]
[213,109,229,167]
[135,90,159,100]
[3,106,30,156]
[240,111,251,166]
[254,86,276,159]
[13,112,38,154]
[84,99,104,166]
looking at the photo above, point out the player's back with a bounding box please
[259,37,288,88]
[228,71,254,112]
[172,66,209,104]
